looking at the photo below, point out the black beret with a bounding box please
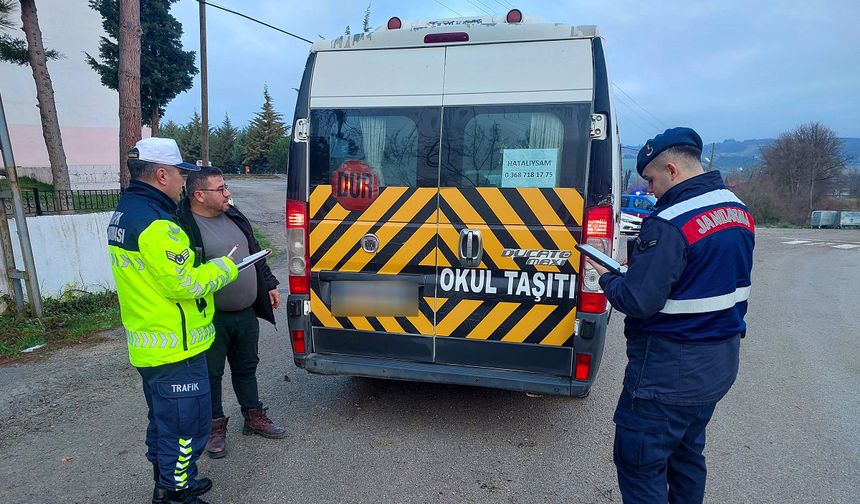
[636,127,703,175]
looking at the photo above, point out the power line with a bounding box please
[613,88,664,132]
[614,91,664,133]
[472,0,498,15]
[197,0,313,44]
[462,0,492,15]
[494,0,516,9]
[614,98,662,140]
[611,81,669,129]
[432,0,463,16]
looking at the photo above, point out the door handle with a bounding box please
[458,228,483,267]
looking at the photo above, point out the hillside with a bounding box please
[621,137,860,172]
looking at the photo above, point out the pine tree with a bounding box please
[1,0,70,191]
[242,86,288,171]
[86,0,197,136]
[231,128,248,170]
[182,111,203,163]
[160,119,186,146]
[266,136,291,173]
[210,114,238,170]
[363,2,372,33]
[0,0,60,64]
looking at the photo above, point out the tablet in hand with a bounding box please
[576,244,624,275]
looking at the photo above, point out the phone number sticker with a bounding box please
[501,149,558,188]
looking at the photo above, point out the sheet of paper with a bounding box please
[235,248,271,272]
[501,148,558,188]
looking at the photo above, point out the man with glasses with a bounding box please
[108,138,239,504]
[177,167,285,460]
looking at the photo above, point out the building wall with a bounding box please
[0,0,126,188]
[17,165,121,190]
[0,212,114,298]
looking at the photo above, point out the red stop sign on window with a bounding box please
[331,161,380,211]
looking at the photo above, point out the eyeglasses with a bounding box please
[196,184,229,196]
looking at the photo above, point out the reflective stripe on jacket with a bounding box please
[600,171,755,342]
[107,181,238,367]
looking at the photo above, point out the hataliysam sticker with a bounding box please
[331,160,380,211]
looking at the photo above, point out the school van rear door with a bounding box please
[305,47,445,363]
[432,40,593,377]
[297,37,598,389]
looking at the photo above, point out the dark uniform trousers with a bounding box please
[207,307,262,419]
[612,334,739,504]
[137,353,212,490]
[614,390,716,504]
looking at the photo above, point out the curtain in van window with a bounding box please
[529,113,564,181]
[528,113,564,149]
[359,116,386,186]
[441,104,591,190]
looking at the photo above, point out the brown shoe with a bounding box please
[242,407,287,439]
[205,416,228,458]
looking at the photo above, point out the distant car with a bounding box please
[620,193,656,234]
[620,212,642,234]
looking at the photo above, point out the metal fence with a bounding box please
[2,188,122,217]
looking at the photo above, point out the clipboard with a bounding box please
[235,248,272,272]
[576,244,625,275]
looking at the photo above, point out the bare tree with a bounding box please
[760,122,849,218]
[117,0,141,188]
[17,0,71,191]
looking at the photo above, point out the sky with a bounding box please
[163,0,860,146]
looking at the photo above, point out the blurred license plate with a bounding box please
[330,280,418,317]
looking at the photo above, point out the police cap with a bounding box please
[636,127,703,176]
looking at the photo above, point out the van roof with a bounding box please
[311,14,601,53]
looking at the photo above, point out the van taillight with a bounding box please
[291,329,306,354]
[578,205,614,314]
[574,353,592,381]
[287,200,309,295]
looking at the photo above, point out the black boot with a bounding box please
[161,487,210,504]
[151,464,212,503]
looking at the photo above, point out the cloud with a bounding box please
[162,0,860,144]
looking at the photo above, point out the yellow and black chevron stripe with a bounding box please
[308,184,584,347]
[310,185,438,337]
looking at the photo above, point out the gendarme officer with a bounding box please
[108,138,239,504]
[587,127,755,503]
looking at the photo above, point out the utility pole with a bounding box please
[199,0,209,165]
[0,90,44,318]
[708,142,715,171]
[118,0,142,188]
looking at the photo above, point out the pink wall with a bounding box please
[8,124,120,167]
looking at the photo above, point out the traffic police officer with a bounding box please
[107,138,239,504]
[588,127,755,503]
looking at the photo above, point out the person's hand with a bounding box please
[268,289,281,310]
[585,257,610,276]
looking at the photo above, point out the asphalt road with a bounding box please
[1,178,858,503]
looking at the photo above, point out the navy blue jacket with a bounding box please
[600,171,755,404]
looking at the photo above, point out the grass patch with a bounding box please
[761,222,805,229]
[0,290,121,359]
[252,225,282,260]
[0,176,54,192]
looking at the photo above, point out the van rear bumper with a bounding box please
[295,353,592,397]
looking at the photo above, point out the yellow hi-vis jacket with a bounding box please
[107,181,238,367]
